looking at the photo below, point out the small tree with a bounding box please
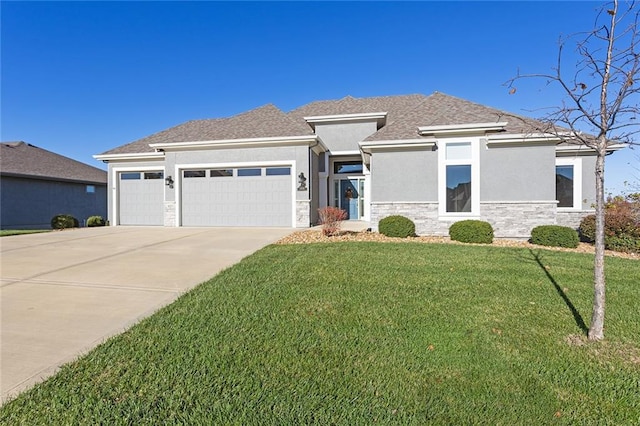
[507,0,639,340]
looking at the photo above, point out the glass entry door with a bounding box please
[335,178,364,220]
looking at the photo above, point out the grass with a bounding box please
[1,242,639,424]
[0,229,50,237]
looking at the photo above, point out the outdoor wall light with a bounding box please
[165,176,174,188]
[297,172,307,191]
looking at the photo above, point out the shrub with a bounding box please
[531,225,579,248]
[579,205,640,253]
[87,216,106,227]
[51,214,79,230]
[449,220,494,244]
[378,215,415,238]
[318,206,347,236]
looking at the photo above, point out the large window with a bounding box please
[556,159,581,209]
[439,140,478,215]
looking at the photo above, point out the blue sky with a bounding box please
[2,1,637,194]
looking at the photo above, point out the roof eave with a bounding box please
[149,135,324,152]
[304,112,388,129]
[418,122,509,136]
[93,152,166,162]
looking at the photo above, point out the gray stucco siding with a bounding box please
[315,121,378,153]
[580,155,596,210]
[107,160,165,225]
[1,176,107,229]
[370,150,438,202]
[480,144,556,202]
[310,151,320,224]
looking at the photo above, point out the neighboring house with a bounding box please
[0,141,107,229]
[95,92,624,238]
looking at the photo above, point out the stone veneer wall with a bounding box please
[479,202,556,239]
[164,201,176,227]
[371,201,557,239]
[371,202,442,235]
[296,200,311,228]
[556,210,593,230]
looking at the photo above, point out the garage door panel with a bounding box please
[119,173,164,226]
[181,169,292,227]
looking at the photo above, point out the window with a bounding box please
[556,159,582,209]
[238,168,261,177]
[120,172,140,180]
[210,169,233,177]
[86,185,95,193]
[144,172,164,179]
[266,167,290,176]
[334,161,363,174]
[439,139,479,216]
[446,165,471,212]
[184,170,206,178]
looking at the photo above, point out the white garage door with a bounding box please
[118,171,164,225]
[181,167,292,227]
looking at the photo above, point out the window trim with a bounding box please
[438,137,480,217]
[556,158,582,210]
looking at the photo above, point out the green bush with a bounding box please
[378,215,416,238]
[531,225,579,248]
[51,214,79,230]
[86,215,106,227]
[449,220,494,244]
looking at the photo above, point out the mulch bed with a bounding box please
[276,229,639,260]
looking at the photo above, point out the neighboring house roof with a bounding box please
[0,141,107,184]
[99,92,564,156]
[101,104,315,155]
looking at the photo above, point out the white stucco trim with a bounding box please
[174,160,297,227]
[359,139,437,152]
[556,157,583,211]
[370,201,437,205]
[304,112,387,128]
[555,143,626,156]
[150,135,325,152]
[94,152,165,162]
[110,165,165,226]
[485,133,562,147]
[480,200,558,204]
[329,150,361,156]
[437,137,480,218]
[359,139,437,165]
[419,122,508,136]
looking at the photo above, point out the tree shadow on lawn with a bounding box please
[526,249,589,335]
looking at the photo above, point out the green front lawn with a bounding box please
[0,229,50,237]
[1,242,639,424]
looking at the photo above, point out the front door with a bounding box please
[338,178,363,220]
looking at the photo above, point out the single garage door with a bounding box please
[118,171,164,225]
[181,166,292,227]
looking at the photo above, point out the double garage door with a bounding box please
[119,167,292,227]
[181,166,293,227]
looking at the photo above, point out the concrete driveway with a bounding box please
[0,226,292,404]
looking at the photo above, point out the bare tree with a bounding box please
[507,0,639,340]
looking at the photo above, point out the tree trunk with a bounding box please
[588,145,606,340]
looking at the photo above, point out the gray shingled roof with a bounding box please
[1,142,107,184]
[101,104,314,155]
[364,92,551,141]
[101,92,557,156]
[287,94,428,126]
